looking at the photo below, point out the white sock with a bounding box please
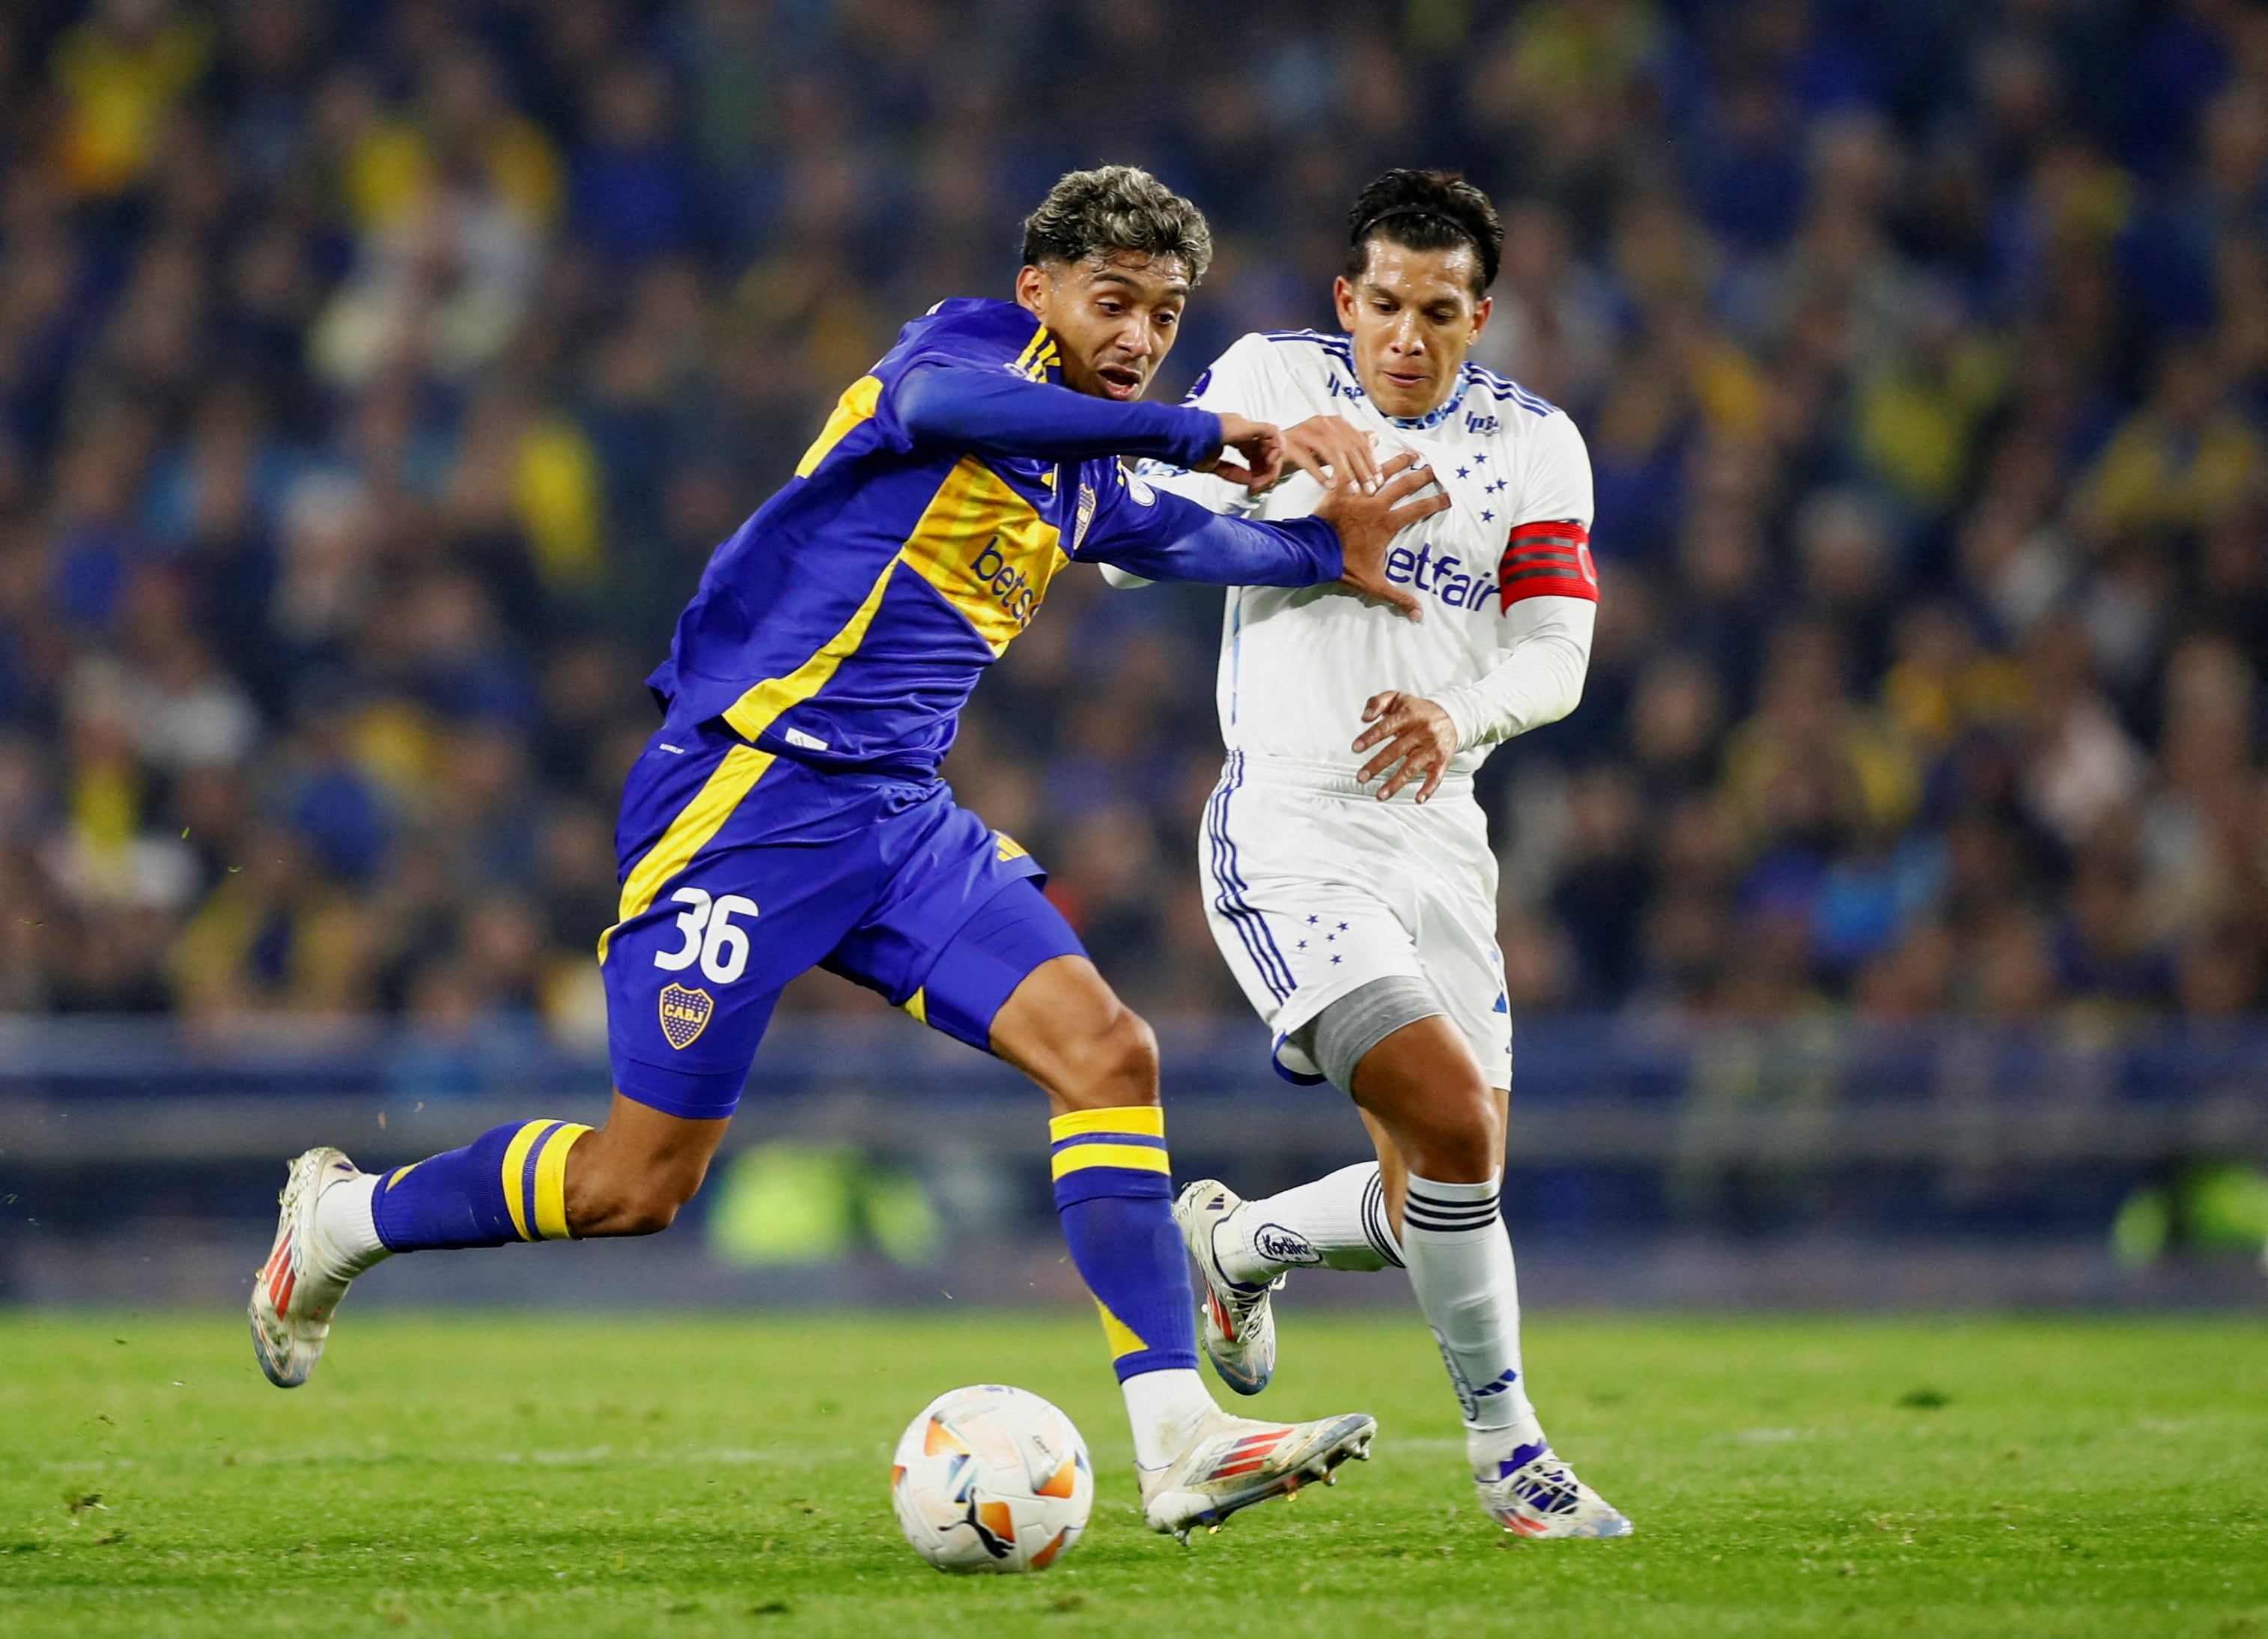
[1399,1173,1545,1474]
[311,1171,391,1278]
[1122,1367,1216,1471]
[1217,1163,1402,1284]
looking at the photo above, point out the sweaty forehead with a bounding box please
[1356,241,1483,305]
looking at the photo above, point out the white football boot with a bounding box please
[248,1147,370,1388]
[1173,1179,1280,1396]
[1476,1441,1633,1538]
[1140,1406,1375,1540]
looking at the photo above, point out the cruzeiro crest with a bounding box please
[658,984,714,1050]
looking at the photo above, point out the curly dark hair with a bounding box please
[1021,165,1214,283]
[1345,168,1503,297]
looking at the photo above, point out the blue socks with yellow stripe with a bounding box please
[1048,1106,1201,1381]
[1050,1105,1214,1470]
[371,1120,592,1250]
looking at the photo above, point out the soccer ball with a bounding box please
[890,1384,1093,1573]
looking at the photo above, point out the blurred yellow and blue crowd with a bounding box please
[0,0,2263,1040]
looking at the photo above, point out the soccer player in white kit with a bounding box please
[1123,170,1629,1538]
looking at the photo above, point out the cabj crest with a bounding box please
[658,984,713,1050]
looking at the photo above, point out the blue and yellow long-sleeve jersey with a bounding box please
[646,298,1344,779]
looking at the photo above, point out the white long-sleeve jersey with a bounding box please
[1126,329,1598,794]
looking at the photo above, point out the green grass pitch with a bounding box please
[1,1310,2264,1637]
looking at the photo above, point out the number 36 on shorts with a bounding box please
[652,888,758,985]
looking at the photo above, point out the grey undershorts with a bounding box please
[1283,973,1449,1093]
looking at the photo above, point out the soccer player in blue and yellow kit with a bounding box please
[249,167,1446,1538]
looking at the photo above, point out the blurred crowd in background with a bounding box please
[0,0,2263,1044]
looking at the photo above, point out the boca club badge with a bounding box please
[658,984,714,1050]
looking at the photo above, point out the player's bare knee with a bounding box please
[1088,1003,1160,1104]
[1444,1104,1504,1179]
[1053,1003,1160,1110]
[1450,1079,1504,1165]
[1398,1080,1501,1182]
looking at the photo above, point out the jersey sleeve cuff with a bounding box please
[1433,686,1490,752]
[1155,404,1223,469]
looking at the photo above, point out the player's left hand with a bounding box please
[1197,413,1288,494]
[1280,416,1381,493]
[1353,692,1459,803]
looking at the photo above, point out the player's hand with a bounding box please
[1196,413,1286,494]
[1353,691,1459,803]
[1313,452,1446,621]
[1280,416,1381,493]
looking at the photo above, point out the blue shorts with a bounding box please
[601,725,1086,1120]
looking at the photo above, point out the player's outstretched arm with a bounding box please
[1076,484,1343,588]
[1077,452,1444,603]
[896,359,1270,475]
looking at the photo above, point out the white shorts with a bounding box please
[1199,751,1512,1090]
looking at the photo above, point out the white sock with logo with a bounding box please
[1215,1163,1402,1286]
[1399,1172,1545,1474]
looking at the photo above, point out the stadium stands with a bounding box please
[0,0,2261,1042]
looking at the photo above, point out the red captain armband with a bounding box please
[1498,520,1599,608]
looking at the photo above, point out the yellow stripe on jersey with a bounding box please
[720,550,900,742]
[1051,1143,1172,1180]
[1095,1298,1148,1360]
[499,1120,551,1241]
[794,374,884,478]
[1011,323,1051,378]
[1050,1105,1164,1141]
[896,457,1069,656]
[598,552,899,962]
[597,745,773,963]
[900,988,928,1025]
[532,1122,591,1240]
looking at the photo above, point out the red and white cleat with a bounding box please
[248,1147,366,1388]
[1173,1179,1280,1396]
[1139,1407,1375,1540]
